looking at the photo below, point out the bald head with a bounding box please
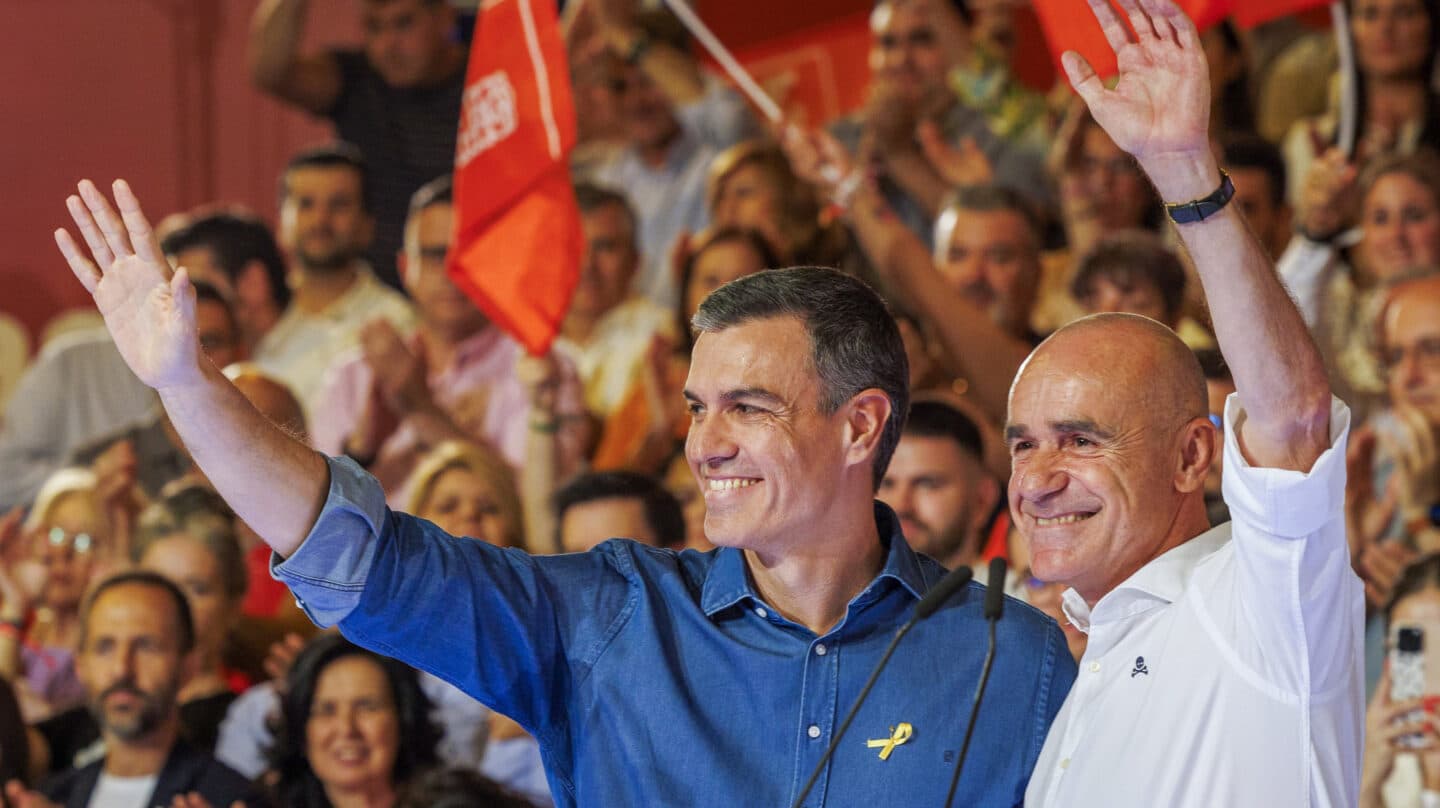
[1006,313,1218,603]
[224,364,309,443]
[1380,273,1440,426]
[1013,313,1207,424]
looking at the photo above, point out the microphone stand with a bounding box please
[943,558,1007,808]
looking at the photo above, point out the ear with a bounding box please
[969,471,1002,533]
[1174,416,1219,494]
[842,389,893,476]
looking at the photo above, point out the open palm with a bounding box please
[55,180,201,391]
[1062,0,1210,163]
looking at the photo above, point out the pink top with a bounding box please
[311,326,586,496]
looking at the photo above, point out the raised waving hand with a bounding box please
[55,180,202,391]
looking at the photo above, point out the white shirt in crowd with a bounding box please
[1026,395,1364,807]
[86,772,158,808]
[252,264,415,424]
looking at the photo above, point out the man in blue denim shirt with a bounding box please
[56,180,1075,805]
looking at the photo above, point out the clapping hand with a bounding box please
[55,181,204,391]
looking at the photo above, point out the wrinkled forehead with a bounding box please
[687,318,817,395]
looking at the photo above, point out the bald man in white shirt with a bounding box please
[1008,0,1364,805]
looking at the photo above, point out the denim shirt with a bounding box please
[274,457,1076,807]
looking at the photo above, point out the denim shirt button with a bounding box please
[815,643,828,656]
[807,724,822,739]
[755,606,769,619]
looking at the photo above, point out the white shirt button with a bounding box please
[815,643,828,656]
[1060,758,1071,770]
[1089,662,1101,673]
[755,607,768,619]
[808,724,821,739]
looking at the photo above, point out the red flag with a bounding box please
[1031,0,1327,81]
[448,0,581,356]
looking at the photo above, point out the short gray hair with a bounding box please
[692,266,909,489]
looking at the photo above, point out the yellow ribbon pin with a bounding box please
[865,722,914,760]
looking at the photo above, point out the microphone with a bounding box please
[788,564,973,808]
[943,558,1007,808]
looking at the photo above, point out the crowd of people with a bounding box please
[1,0,1440,804]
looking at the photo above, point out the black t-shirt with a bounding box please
[36,691,239,775]
[324,49,465,291]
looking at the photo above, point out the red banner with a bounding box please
[1032,0,1329,81]
[448,0,581,355]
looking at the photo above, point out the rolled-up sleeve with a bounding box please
[270,455,388,627]
[1221,394,1362,693]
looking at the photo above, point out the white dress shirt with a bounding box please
[1026,395,1364,807]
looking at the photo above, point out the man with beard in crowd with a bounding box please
[3,572,264,808]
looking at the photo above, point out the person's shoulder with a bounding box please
[39,754,99,802]
[169,742,269,804]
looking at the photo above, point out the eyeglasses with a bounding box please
[1382,337,1440,376]
[46,527,93,554]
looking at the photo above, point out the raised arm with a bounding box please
[1067,0,1332,471]
[55,180,328,557]
[781,126,1032,425]
[248,0,342,115]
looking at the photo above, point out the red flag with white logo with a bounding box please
[448,0,581,356]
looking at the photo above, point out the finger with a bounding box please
[53,229,102,295]
[78,179,136,260]
[1061,51,1106,108]
[66,195,116,270]
[173,268,198,337]
[1142,0,1196,46]
[1090,0,1139,50]
[113,180,170,273]
[1114,0,1159,41]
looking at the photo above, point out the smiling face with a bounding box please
[684,316,855,554]
[1005,318,1214,603]
[940,208,1041,335]
[1358,172,1440,281]
[415,467,515,547]
[305,655,401,801]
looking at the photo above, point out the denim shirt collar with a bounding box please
[699,501,931,619]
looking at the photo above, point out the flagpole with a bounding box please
[1330,0,1357,156]
[658,0,784,123]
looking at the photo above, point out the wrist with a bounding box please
[1138,150,1223,204]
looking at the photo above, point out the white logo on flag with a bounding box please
[456,71,518,167]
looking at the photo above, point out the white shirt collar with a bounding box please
[1061,522,1232,633]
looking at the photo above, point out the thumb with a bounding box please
[172,267,197,334]
[1061,51,1103,107]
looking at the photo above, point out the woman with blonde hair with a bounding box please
[706,139,851,269]
[0,469,114,721]
[405,441,525,551]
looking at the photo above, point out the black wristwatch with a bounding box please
[1165,170,1235,224]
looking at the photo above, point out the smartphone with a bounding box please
[1391,626,1430,749]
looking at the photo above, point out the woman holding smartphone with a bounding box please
[1364,554,1440,807]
